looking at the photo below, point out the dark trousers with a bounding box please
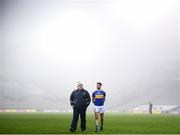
[71,107,86,130]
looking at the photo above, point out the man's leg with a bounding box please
[94,112,100,131]
[70,107,79,132]
[80,108,86,131]
[100,113,104,130]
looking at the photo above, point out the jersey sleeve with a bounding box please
[92,91,95,98]
[103,91,106,97]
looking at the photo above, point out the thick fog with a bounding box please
[0,0,180,111]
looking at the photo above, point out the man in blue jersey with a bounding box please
[92,82,106,132]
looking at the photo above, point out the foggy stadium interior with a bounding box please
[0,0,180,112]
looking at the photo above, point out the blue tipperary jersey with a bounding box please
[92,90,106,106]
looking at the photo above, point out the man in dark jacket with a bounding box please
[70,82,91,132]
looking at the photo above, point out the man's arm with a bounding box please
[103,91,106,102]
[70,91,74,106]
[92,92,95,104]
[85,90,91,107]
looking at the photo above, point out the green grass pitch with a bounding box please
[0,112,180,134]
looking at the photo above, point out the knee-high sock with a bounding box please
[96,119,98,126]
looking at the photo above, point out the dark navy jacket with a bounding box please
[70,89,91,109]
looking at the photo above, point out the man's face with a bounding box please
[78,84,83,90]
[96,83,101,90]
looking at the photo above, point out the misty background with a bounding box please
[0,0,180,111]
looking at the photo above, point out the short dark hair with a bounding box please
[97,82,102,86]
